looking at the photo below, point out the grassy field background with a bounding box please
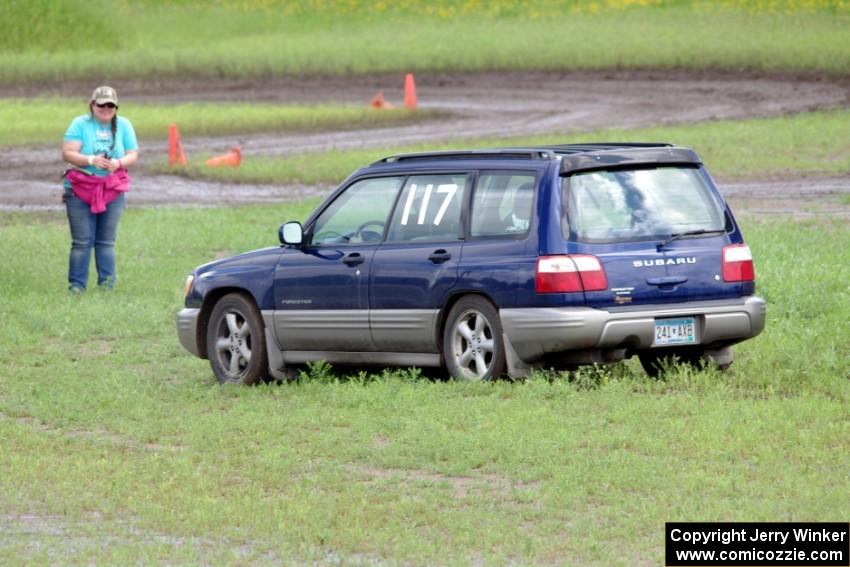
[1,0,848,564]
[1,0,849,84]
[0,205,847,564]
[0,99,434,146]
[149,108,850,184]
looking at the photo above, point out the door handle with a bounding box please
[343,252,365,266]
[428,249,452,264]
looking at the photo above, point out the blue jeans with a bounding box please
[65,189,125,290]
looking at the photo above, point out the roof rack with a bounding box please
[372,143,685,169]
[374,149,556,165]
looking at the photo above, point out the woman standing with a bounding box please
[61,86,139,293]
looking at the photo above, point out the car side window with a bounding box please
[311,176,403,246]
[470,173,536,237]
[385,174,467,242]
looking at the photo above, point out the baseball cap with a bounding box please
[91,86,118,107]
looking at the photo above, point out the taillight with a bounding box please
[536,255,608,293]
[722,244,755,282]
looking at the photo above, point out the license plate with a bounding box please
[654,317,697,346]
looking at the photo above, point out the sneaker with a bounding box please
[68,286,85,295]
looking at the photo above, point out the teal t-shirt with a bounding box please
[63,113,138,188]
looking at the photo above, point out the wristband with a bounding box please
[87,155,94,166]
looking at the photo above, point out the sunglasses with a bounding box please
[95,102,117,109]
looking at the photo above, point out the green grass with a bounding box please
[0,205,847,564]
[153,108,850,184]
[0,99,435,146]
[1,1,849,84]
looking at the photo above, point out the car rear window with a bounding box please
[564,167,726,243]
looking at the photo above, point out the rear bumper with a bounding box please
[500,296,765,362]
[176,308,202,358]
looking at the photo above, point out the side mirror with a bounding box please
[279,221,303,246]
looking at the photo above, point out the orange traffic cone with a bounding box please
[403,73,417,109]
[205,145,242,168]
[369,91,394,109]
[168,123,187,167]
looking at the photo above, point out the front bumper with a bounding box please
[176,308,202,357]
[500,296,765,362]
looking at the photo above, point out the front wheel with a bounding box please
[206,293,268,385]
[443,296,506,381]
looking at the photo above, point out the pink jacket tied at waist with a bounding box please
[66,169,131,213]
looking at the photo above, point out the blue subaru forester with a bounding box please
[177,143,765,383]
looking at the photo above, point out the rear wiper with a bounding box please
[657,229,725,250]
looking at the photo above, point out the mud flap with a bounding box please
[263,318,298,380]
[704,345,734,368]
[503,335,534,378]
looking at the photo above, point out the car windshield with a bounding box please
[564,167,726,243]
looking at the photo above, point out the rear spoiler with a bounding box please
[560,147,701,175]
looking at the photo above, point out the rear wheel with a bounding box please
[206,293,268,385]
[443,296,506,381]
[638,348,704,378]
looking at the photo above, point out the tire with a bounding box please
[206,293,268,385]
[638,348,704,378]
[443,296,506,381]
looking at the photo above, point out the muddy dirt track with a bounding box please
[2,70,849,216]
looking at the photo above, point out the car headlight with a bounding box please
[183,275,195,298]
